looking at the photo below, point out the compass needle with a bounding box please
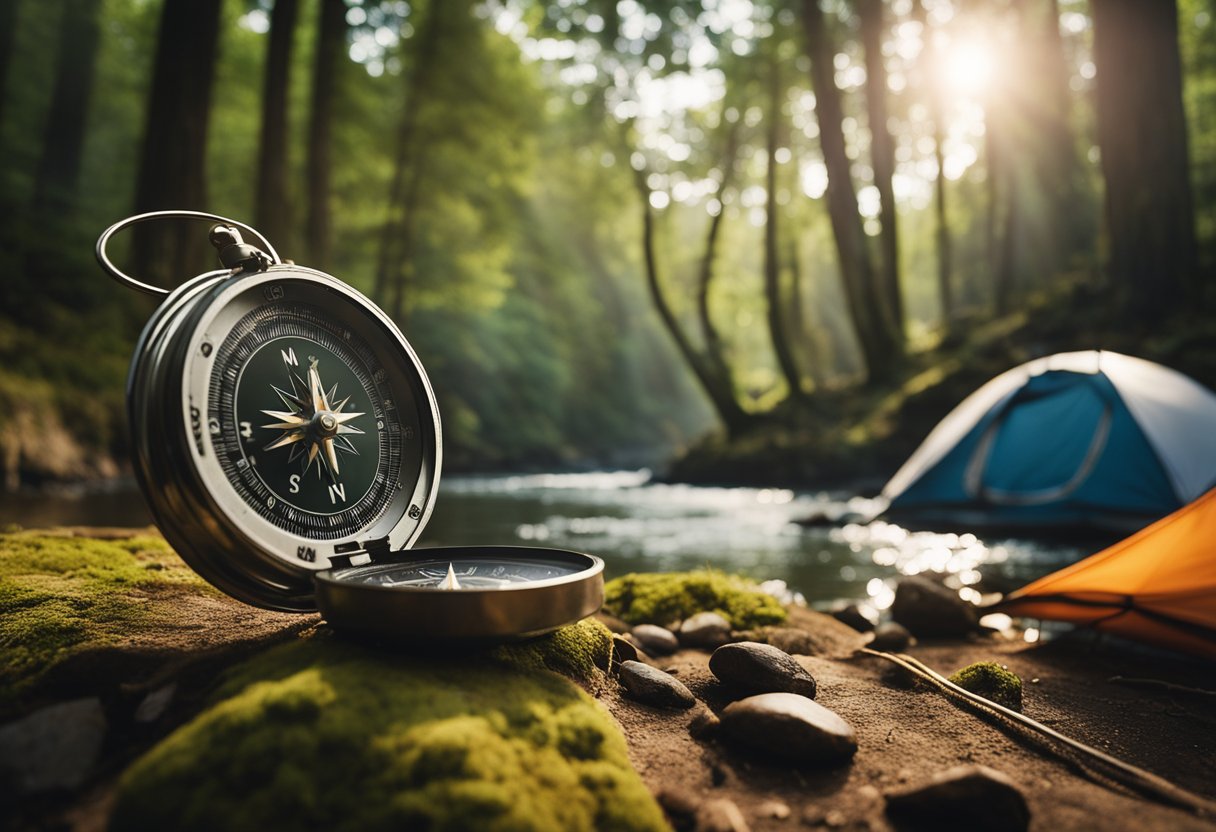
[264,432,304,451]
[438,563,462,590]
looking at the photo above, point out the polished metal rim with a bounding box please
[314,546,606,641]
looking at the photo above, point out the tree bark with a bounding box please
[912,0,953,324]
[764,57,804,400]
[798,0,900,384]
[1091,0,1197,322]
[0,0,21,132]
[305,0,346,271]
[131,0,223,286]
[632,165,751,437]
[374,2,446,314]
[255,0,299,253]
[695,114,741,405]
[31,0,102,216]
[858,0,903,336]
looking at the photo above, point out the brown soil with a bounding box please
[603,609,1216,831]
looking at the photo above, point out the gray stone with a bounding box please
[619,660,697,709]
[134,683,177,723]
[696,798,751,832]
[679,612,732,649]
[869,621,913,652]
[0,698,107,794]
[884,765,1029,832]
[890,576,978,637]
[719,692,857,765]
[632,623,680,655]
[709,642,817,698]
[831,604,875,633]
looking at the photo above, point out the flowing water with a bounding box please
[0,470,1091,618]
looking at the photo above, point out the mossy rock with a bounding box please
[110,630,667,832]
[0,529,309,711]
[948,662,1023,712]
[603,570,787,629]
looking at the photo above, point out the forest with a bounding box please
[0,0,1214,489]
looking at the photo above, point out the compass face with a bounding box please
[335,555,586,589]
[204,284,429,543]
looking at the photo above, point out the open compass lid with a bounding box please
[101,210,604,640]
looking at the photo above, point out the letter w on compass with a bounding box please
[260,347,364,482]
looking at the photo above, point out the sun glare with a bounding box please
[942,40,995,96]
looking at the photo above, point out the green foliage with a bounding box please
[0,531,204,705]
[110,634,668,832]
[948,661,1023,712]
[604,569,788,628]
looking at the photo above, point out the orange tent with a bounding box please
[997,488,1216,660]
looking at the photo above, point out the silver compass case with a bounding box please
[113,213,604,640]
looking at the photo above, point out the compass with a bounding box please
[97,211,603,640]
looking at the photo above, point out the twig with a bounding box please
[1108,676,1216,697]
[860,648,1216,817]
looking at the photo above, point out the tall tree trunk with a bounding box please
[131,0,222,286]
[632,166,750,437]
[374,2,446,311]
[798,0,900,384]
[912,0,953,324]
[1091,0,1196,322]
[0,0,21,132]
[696,114,741,402]
[784,238,821,386]
[764,56,804,400]
[858,0,903,336]
[31,0,102,217]
[255,0,299,253]
[305,0,346,270]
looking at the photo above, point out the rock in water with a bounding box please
[869,621,913,652]
[884,765,1030,832]
[890,576,978,637]
[632,624,679,655]
[619,660,697,709]
[678,612,733,649]
[831,604,875,633]
[709,642,817,698]
[0,698,107,794]
[719,693,857,765]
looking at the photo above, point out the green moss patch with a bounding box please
[604,570,787,629]
[111,634,667,832]
[0,530,206,705]
[948,662,1023,712]
[492,618,614,686]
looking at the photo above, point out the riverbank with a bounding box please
[2,528,1213,831]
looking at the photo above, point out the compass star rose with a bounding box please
[261,352,364,481]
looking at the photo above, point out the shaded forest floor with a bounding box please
[668,280,1216,492]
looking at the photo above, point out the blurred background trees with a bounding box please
[0,0,1213,485]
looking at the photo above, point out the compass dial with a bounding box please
[335,556,586,589]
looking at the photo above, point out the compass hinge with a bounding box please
[208,224,273,275]
[360,536,393,562]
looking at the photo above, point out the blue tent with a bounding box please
[882,351,1216,533]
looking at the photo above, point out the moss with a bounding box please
[110,635,668,832]
[604,570,787,629]
[948,662,1023,712]
[0,530,206,705]
[492,618,614,686]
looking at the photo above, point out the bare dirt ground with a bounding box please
[603,608,1216,831]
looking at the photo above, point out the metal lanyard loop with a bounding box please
[95,210,283,297]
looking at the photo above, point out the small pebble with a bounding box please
[134,683,176,723]
[689,706,721,740]
[633,623,680,655]
[757,799,790,820]
[719,693,857,765]
[697,798,751,832]
[868,621,912,652]
[831,604,875,633]
[619,660,697,709]
[679,612,733,649]
[709,642,817,698]
[656,785,700,819]
[611,634,639,671]
[884,764,1030,832]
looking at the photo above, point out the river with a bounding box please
[0,470,1089,618]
